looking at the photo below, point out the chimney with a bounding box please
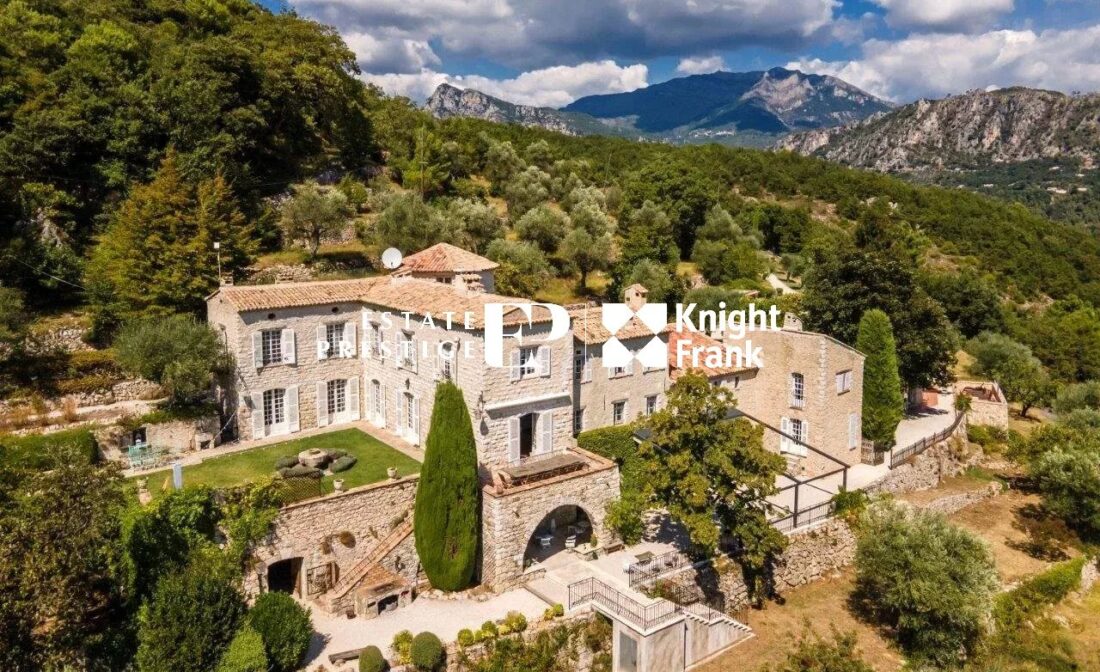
[624,284,648,311]
[457,273,485,295]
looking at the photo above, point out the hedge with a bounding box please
[410,632,444,671]
[248,592,313,672]
[993,556,1087,630]
[577,425,641,491]
[0,426,99,470]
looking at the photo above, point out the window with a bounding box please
[327,379,347,416]
[399,331,416,368]
[368,324,381,358]
[611,365,627,377]
[263,388,286,426]
[261,330,282,366]
[371,380,382,420]
[405,393,415,433]
[520,346,540,377]
[573,408,585,433]
[645,395,658,415]
[790,418,806,444]
[324,323,343,358]
[439,342,454,380]
[836,370,853,394]
[612,400,627,425]
[574,348,592,383]
[789,372,805,408]
[519,412,536,458]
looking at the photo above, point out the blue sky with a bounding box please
[261,0,1100,106]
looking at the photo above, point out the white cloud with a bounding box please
[676,56,728,75]
[343,32,440,73]
[290,0,841,69]
[788,26,1100,101]
[364,60,649,107]
[871,0,1014,32]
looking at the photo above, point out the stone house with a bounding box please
[956,379,1008,429]
[394,242,498,293]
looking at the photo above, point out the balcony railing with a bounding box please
[568,577,680,631]
[889,411,963,468]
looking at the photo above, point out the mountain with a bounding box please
[563,67,892,143]
[777,88,1100,228]
[777,87,1100,171]
[425,68,891,147]
[425,83,634,138]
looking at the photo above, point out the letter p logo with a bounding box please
[484,302,570,367]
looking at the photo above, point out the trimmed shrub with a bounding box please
[410,632,444,671]
[358,645,386,672]
[479,620,498,639]
[503,611,527,633]
[392,630,414,665]
[327,449,348,460]
[248,592,313,672]
[217,624,268,672]
[274,455,299,470]
[330,455,357,473]
[856,310,904,450]
[456,628,476,648]
[414,382,480,591]
[279,464,322,479]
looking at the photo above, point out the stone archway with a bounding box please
[522,504,595,571]
[267,557,303,596]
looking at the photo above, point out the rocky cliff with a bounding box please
[777,87,1100,171]
[425,83,610,137]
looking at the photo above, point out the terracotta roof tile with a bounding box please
[667,328,755,379]
[211,278,381,312]
[398,243,498,274]
[567,304,665,345]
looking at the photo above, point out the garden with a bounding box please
[135,428,420,499]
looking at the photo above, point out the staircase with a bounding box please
[681,603,753,634]
[323,519,414,613]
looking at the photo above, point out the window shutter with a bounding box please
[251,393,265,437]
[282,328,296,365]
[252,332,263,369]
[316,381,329,427]
[798,421,808,456]
[510,350,521,381]
[780,416,791,453]
[540,411,554,453]
[366,379,374,423]
[538,345,551,377]
[348,377,360,421]
[835,373,842,394]
[412,397,421,445]
[508,416,520,462]
[344,322,356,358]
[316,325,328,360]
[286,386,300,432]
[396,393,404,433]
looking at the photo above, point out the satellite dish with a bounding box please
[381,247,403,270]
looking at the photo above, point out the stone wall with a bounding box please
[247,475,419,599]
[864,426,975,497]
[956,380,1009,430]
[573,335,671,431]
[918,481,1003,516]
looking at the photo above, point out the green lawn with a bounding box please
[138,428,420,498]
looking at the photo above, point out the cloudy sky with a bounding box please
[261,0,1100,107]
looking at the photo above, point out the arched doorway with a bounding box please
[267,557,303,596]
[523,505,593,571]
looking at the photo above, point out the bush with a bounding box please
[410,632,444,671]
[414,382,480,591]
[854,501,997,666]
[831,488,868,520]
[0,426,99,470]
[392,630,414,665]
[1031,444,1100,535]
[136,550,247,672]
[577,426,641,491]
[217,624,268,672]
[358,645,386,672]
[605,493,646,545]
[1053,380,1100,416]
[114,314,231,407]
[479,621,498,639]
[330,455,357,473]
[503,611,528,633]
[248,592,313,672]
[771,627,874,672]
[456,628,476,648]
[274,455,299,470]
[993,557,1086,630]
[967,424,1008,448]
[279,465,322,479]
[327,449,348,460]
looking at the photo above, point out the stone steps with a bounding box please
[324,519,413,610]
[525,576,569,609]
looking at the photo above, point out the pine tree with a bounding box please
[413,382,480,591]
[856,309,905,450]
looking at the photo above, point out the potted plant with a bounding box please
[387,466,398,479]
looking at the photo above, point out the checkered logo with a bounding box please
[600,303,668,369]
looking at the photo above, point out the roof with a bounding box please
[567,304,666,345]
[209,276,556,328]
[398,243,498,274]
[667,328,755,379]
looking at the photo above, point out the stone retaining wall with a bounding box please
[918,481,1003,516]
[865,431,978,496]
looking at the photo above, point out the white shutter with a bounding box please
[316,325,328,360]
[540,411,554,454]
[412,397,421,445]
[252,332,263,368]
[538,345,551,377]
[798,421,808,456]
[282,328,296,365]
[508,416,521,462]
[287,386,300,432]
[780,416,791,453]
[396,392,404,433]
[344,322,356,359]
[366,379,374,423]
[348,377,360,421]
[251,392,265,437]
[316,381,329,427]
[510,350,521,381]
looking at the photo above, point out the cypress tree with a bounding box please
[414,381,480,591]
[857,309,905,449]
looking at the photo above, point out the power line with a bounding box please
[2,253,86,291]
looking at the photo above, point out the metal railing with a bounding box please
[626,550,692,588]
[889,411,963,469]
[769,498,836,534]
[568,577,680,631]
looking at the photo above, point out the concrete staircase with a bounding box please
[323,519,413,613]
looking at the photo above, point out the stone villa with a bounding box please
[206,243,864,606]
